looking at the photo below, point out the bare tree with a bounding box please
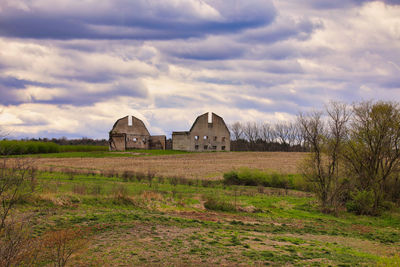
[298,101,350,212]
[260,123,275,143]
[229,122,244,141]
[243,122,259,150]
[275,122,292,150]
[287,122,300,148]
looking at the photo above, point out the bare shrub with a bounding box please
[158,176,165,184]
[72,184,87,195]
[0,158,35,229]
[112,184,128,197]
[122,170,135,182]
[28,166,38,192]
[90,184,103,195]
[170,177,178,187]
[201,180,212,187]
[257,185,264,194]
[62,168,76,180]
[104,169,117,178]
[135,171,146,182]
[111,184,136,205]
[147,170,156,187]
[42,228,88,267]
[0,220,32,267]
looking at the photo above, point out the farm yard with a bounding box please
[1,150,400,266]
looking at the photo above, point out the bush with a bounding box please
[223,168,307,191]
[346,190,375,215]
[204,196,236,212]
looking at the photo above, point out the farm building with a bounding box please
[172,112,230,151]
[109,115,166,151]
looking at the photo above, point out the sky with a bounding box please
[0,0,399,139]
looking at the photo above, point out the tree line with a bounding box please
[228,121,305,151]
[229,100,400,215]
[299,101,400,215]
[10,137,109,146]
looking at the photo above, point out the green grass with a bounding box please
[9,170,400,266]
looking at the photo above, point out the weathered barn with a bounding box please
[109,115,166,151]
[172,112,230,151]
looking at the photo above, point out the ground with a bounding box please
[5,151,400,266]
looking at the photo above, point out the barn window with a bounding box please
[204,145,208,150]
[208,112,212,123]
[222,137,226,142]
[204,136,208,140]
[195,145,199,150]
[194,135,199,140]
[128,115,132,126]
[221,146,226,151]
[212,146,217,150]
[214,136,217,141]
[133,137,137,142]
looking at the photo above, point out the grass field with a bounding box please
[9,169,400,266]
[30,151,305,180]
[15,149,190,158]
[4,152,400,266]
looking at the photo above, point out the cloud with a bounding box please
[301,0,400,9]
[0,0,399,139]
[0,0,276,40]
[0,79,149,106]
[159,36,246,60]
[239,16,323,44]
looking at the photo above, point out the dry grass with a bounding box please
[32,152,306,180]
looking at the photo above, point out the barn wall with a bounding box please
[172,113,230,151]
[149,135,166,150]
[172,132,190,151]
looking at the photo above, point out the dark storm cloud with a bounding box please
[0,0,276,40]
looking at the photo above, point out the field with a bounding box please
[0,140,108,155]
[31,151,305,180]
[4,151,400,266]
